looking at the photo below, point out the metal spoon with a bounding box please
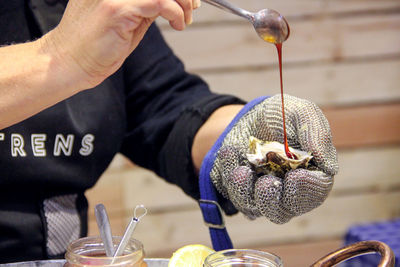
[201,0,290,44]
[94,204,115,257]
[113,205,147,258]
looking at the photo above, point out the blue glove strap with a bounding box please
[198,96,268,251]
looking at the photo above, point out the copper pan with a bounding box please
[311,240,395,267]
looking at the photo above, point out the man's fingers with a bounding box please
[254,169,333,224]
[224,166,255,211]
[292,97,339,176]
[175,0,193,25]
[193,0,201,9]
[128,0,189,30]
[219,146,240,177]
[283,169,333,216]
[254,175,293,224]
[156,0,186,30]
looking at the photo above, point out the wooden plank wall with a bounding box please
[85,0,400,265]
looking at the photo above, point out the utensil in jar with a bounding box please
[113,204,147,258]
[94,204,115,257]
[201,0,290,44]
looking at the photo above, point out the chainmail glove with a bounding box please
[210,94,339,224]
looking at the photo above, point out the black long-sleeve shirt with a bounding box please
[0,0,242,262]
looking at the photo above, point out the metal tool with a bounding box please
[113,205,147,258]
[94,204,115,257]
[201,0,290,44]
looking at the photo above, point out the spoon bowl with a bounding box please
[251,9,290,44]
[202,0,290,44]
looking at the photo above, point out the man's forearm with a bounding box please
[0,38,82,129]
[191,104,244,173]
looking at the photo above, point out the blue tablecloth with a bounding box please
[342,218,400,267]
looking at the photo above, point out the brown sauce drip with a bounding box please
[275,43,297,160]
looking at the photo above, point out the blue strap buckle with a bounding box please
[198,199,225,229]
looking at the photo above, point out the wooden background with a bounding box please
[86,0,400,266]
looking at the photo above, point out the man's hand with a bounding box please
[201,95,339,224]
[42,0,199,89]
[0,0,199,129]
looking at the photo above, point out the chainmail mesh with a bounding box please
[43,194,81,256]
[210,94,339,224]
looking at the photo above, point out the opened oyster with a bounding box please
[246,136,313,178]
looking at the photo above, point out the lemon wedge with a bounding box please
[168,244,215,267]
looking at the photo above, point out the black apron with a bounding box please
[0,0,126,261]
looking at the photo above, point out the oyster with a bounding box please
[246,136,313,178]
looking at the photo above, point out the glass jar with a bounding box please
[64,236,146,267]
[203,249,283,267]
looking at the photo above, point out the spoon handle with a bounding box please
[201,0,252,20]
[113,205,147,258]
[95,204,115,257]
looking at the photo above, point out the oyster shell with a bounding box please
[246,136,313,178]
